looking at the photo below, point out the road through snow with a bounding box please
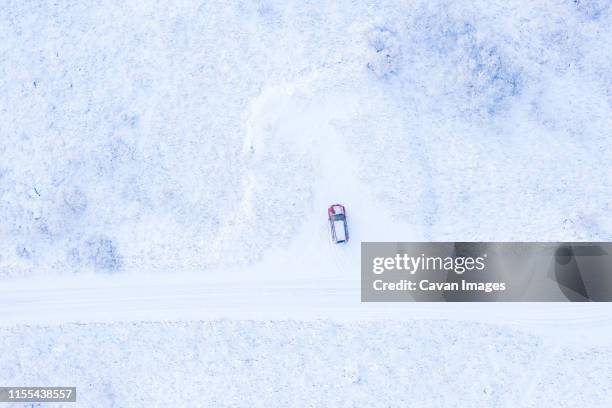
[2,271,612,349]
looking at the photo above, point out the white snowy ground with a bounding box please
[1,0,611,406]
[1,320,612,407]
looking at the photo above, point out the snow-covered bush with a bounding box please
[366,27,402,78]
[464,43,522,112]
[403,8,523,115]
[62,187,88,216]
[83,236,123,273]
[573,0,610,19]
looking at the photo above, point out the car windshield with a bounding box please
[333,214,344,221]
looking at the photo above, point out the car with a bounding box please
[328,204,349,244]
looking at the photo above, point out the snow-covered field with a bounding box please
[2,320,611,407]
[1,0,611,406]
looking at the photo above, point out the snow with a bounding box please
[1,320,611,407]
[2,0,610,278]
[0,0,611,406]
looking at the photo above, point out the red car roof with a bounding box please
[328,204,345,216]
